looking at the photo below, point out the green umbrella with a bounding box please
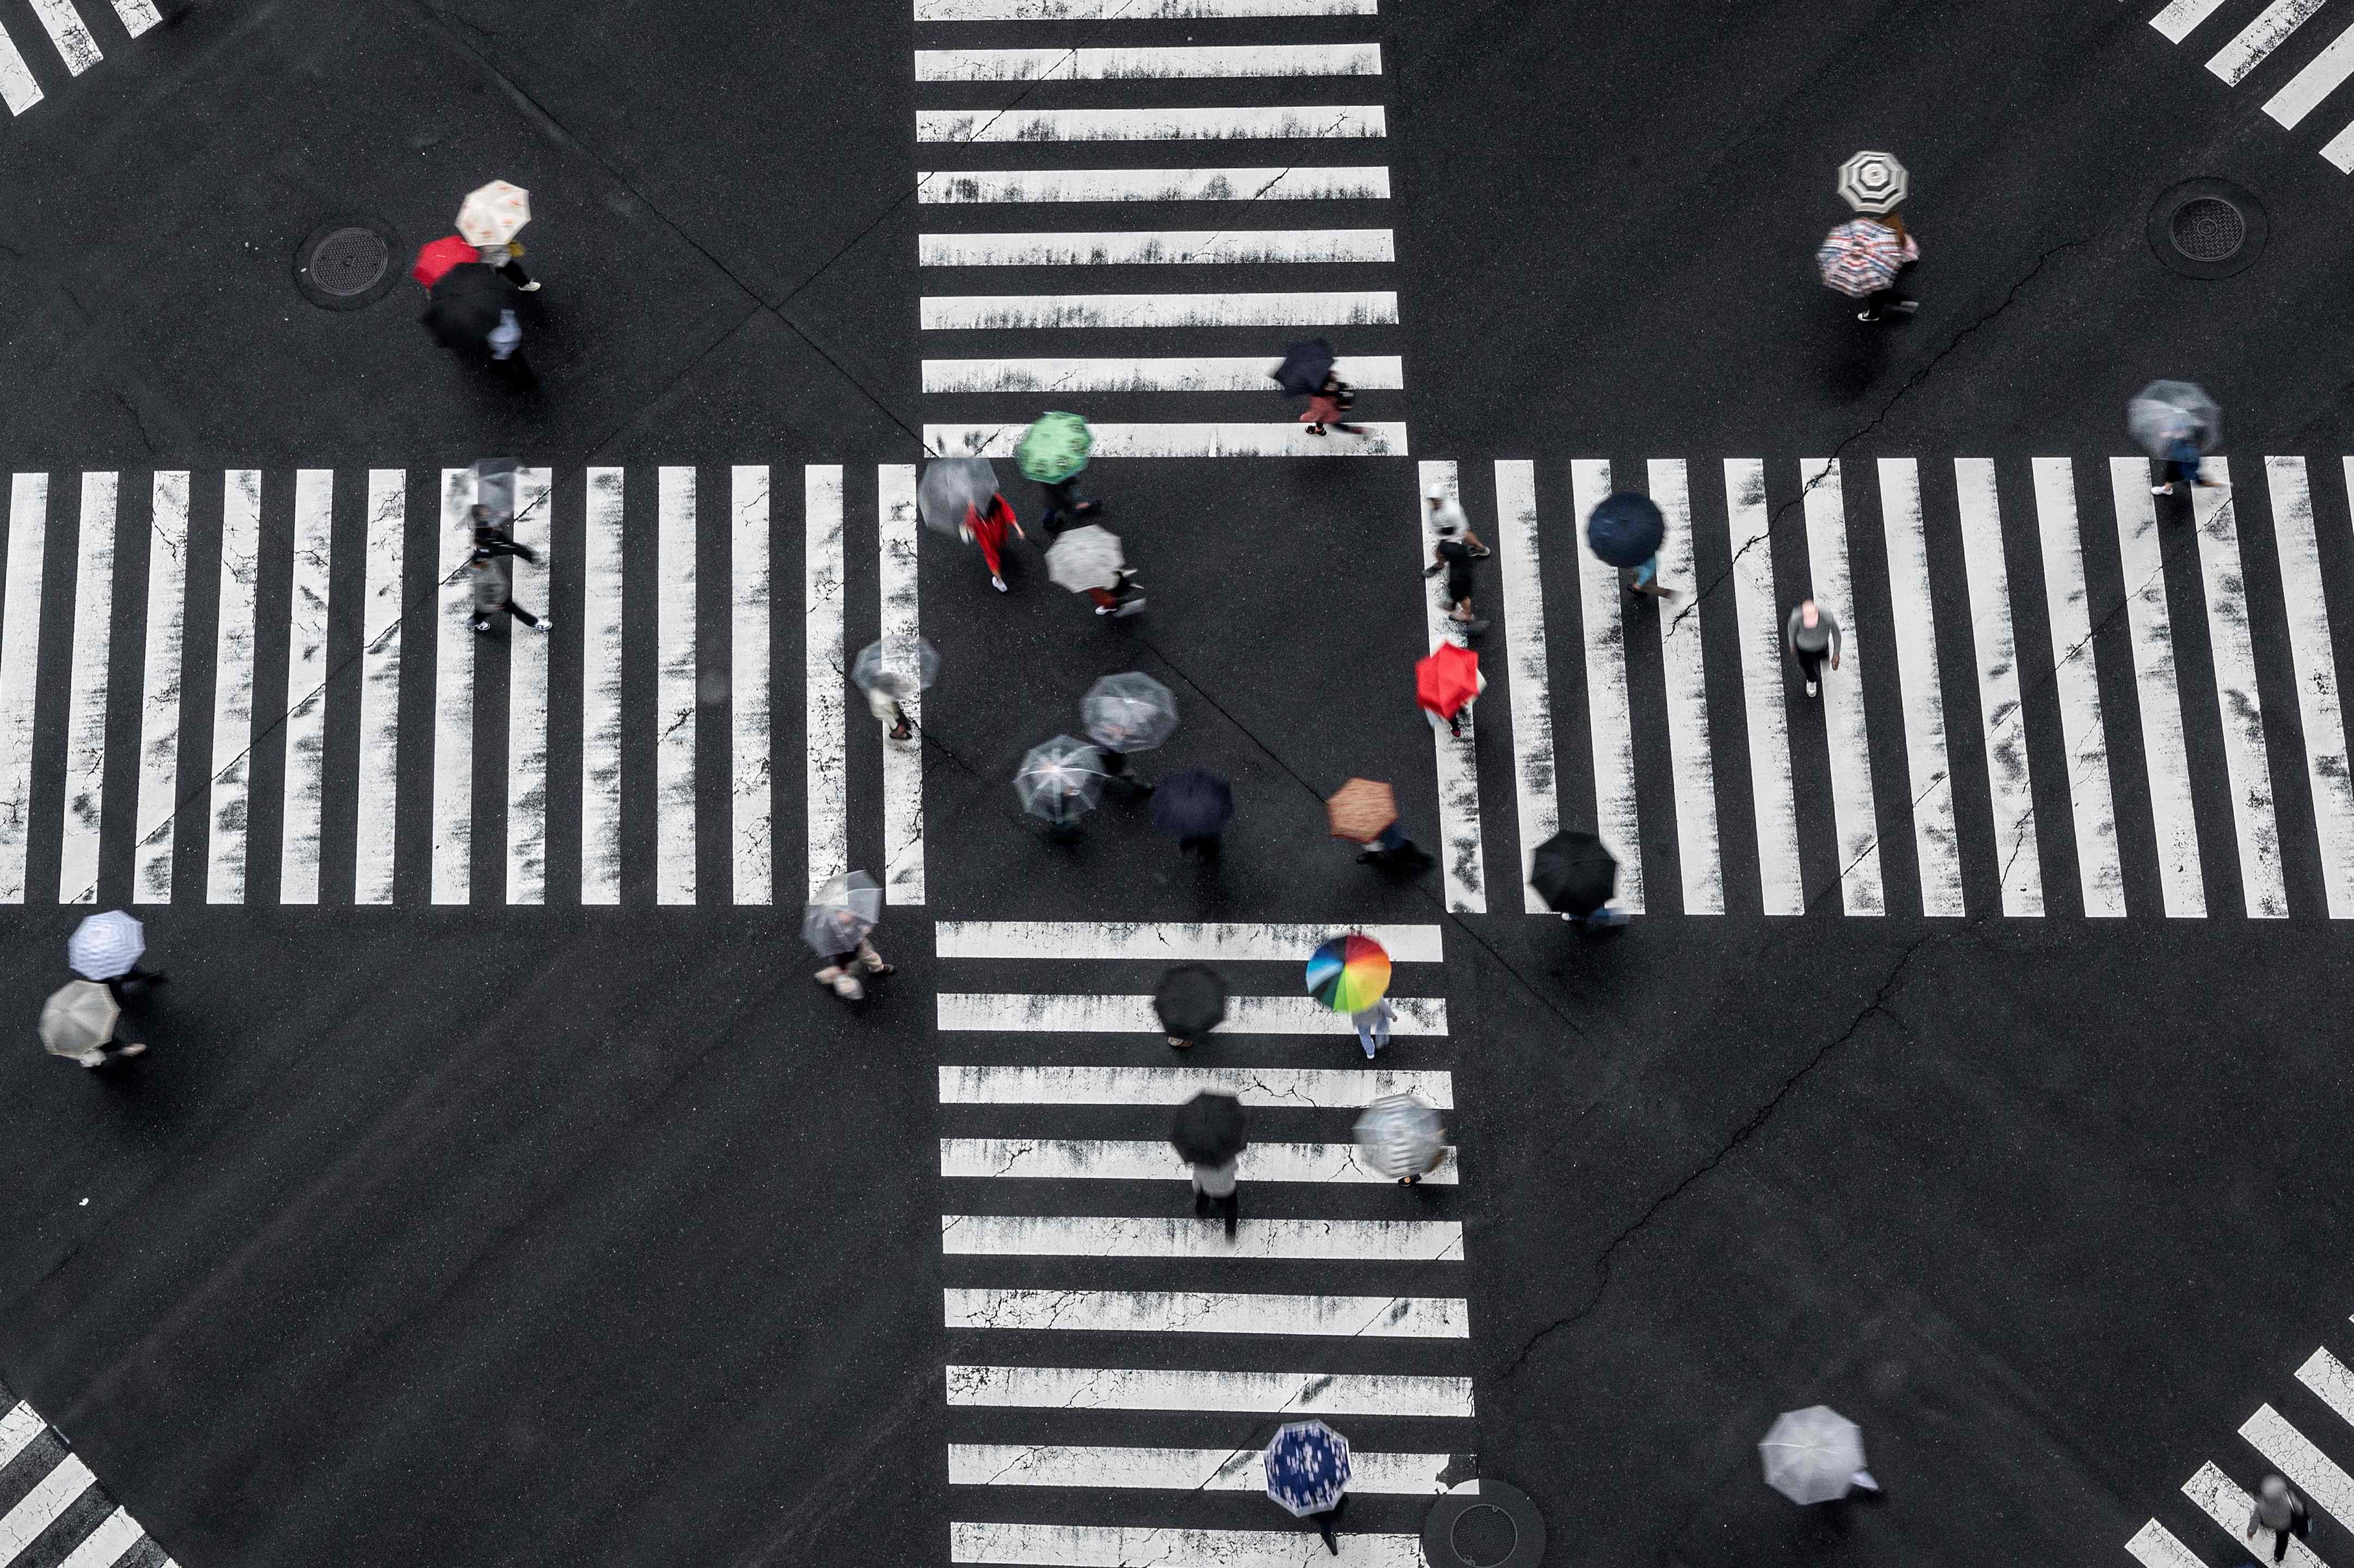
[1016,412,1093,483]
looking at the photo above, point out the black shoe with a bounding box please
[1194,1191,1211,1217]
[1223,1208,1239,1240]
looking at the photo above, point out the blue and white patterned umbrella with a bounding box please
[1263,1420,1351,1517]
[66,911,143,980]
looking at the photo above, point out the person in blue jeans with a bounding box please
[2152,436,2221,497]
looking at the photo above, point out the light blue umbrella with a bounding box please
[66,911,143,980]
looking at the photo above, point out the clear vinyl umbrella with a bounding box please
[918,458,998,536]
[1082,672,1178,754]
[1045,525,1124,593]
[2128,379,2222,458]
[852,636,940,699]
[1758,1405,1868,1505]
[66,911,143,980]
[1015,735,1108,825]
[802,870,884,956]
[40,981,119,1061]
[1352,1094,1444,1180]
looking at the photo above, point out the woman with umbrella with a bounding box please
[1833,151,1916,322]
[1273,338,1366,438]
[806,871,894,1000]
[1170,1090,1246,1239]
[459,179,539,291]
[1264,1421,1353,1555]
[1309,933,1391,1060]
[922,456,1024,593]
[853,635,939,742]
[1416,643,1483,741]
[1532,827,1629,930]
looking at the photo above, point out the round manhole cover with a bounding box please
[1423,1479,1547,1568]
[2146,178,2266,279]
[1449,1503,1522,1567]
[2169,197,2245,261]
[293,217,403,310]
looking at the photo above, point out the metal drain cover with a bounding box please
[294,217,402,310]
[2147,178,2266,279]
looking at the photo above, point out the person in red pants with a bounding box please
[961,492,1026,593]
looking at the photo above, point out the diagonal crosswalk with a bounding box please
[2145,0,2354,170]
[0,0,160,120]
[0,1379,177,1568]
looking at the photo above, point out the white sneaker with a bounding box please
[2151,483,2174,496]
[1806,680,1818,696]
[991,575,1007,593]
[519,281,542,292]
[535,619,554,632]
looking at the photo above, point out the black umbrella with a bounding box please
[1152,769,1235,839]
[421,262,510,351]
[1530,829,1617,917]
[1154,965,1229,1038]
[1169,1090,1247,1165]
[1271,337,1334,398]
[1585,491,1665,569]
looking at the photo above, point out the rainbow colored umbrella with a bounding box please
[1305,934,1390,1014]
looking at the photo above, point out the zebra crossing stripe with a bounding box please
[2114,458,2206,917]
[914,44,1380,80]
[945,1364,1473,1415]
[59,472,117,905]
[937,1064,1455,1108]
[281,471,332,905]
[915,0,1378,15]
[507,468,553,905]
[805,465,849,901]
[933,920,1443,961]
[1726,459,1803,915]
[28,0,101,75]
[2182,1461,2328,1566]
[942,1214,1464,1260]
[354,471,404,905]
[940,1136,1457,1183]
[0,23,44,115]
[657,467,698,905]
[1653,458,1721,913]
[109,0,162,35]
[917,104,1386,143]
[918,229,1397,266]
[936,992,1447,1034]
[54,1508,145,1568]
[1494,461,1558,912]
[1574,460,1642,911]
[583,469,624,905]
[943,1287,1469,1336]
[1805,458,1885,914]
[880,465,925,905]
[1954,460,2043,916]
[921,290,1399,330]
[207,471,262,904]
[0,1452,94,1558]
[2151,0,2233,44]
[1421,460,1485,913]
[923,355,1402,393]
[1878,458,1963,914]
[2192,464,2288,916]
[0,476,46,903]
[2032,458,2125,916]
[2125,1518,2208,1568]
[947,1444,1461,1491]
[932,422,1408,458]
[950,1523,1424,1567]
[2272,460,2354,915]
[133,473,189,903]
[2297,1344,2354,1428]
[917,166,1391,203]
[733,465,774,906]
[2242,1404,2354,1530]
[430,469,473,905]
[2209,0,2328,86]
[2265,18,2354,124]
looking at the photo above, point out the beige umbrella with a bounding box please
[456,180,531,247]
[40,980,118,1062]
[1325,778,1398,844]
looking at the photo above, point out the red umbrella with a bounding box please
[412,234,477,290]
[1415,644,1480,719]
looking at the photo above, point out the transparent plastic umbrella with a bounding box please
[1352,1094,1443,1179]
[1046,525,1124,593]
[918,458,998,536]
[802,870,884,956]
[852,636,940,698]
[1082,672,1178,753]
[1015,736,1108,825]
[2128,379,2222,457]
[1758,1405,1867,1505]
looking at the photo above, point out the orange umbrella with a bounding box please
[1415,643,1480,719]
[1326,778,1397,843]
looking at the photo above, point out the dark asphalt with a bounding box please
[0,1,2348,1565]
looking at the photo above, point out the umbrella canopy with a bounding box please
[39,981,118,1059]
[1271,337,1335,397]
[1817,219,1905,299]
[1154,965,1229,1037]
[1325,778,1399,843]
[852,635,941,698]
[1586,491,1666,568]
[801,870,884,955]
[412,233,477,289]
[1169,1090,1247,1165]
[1045,524,1124,593]
[421,263,508,349]
[1415,644,1481,719]
[1082,672,1178,753]
[1531,828,1617,917]
[1759,1405,1867,1505]
[1835,150,1908,214]
[2128,379,2222,457]
[1151,768,1234,839]
[66,910,144,980]
[1263,1421,1352,1517]
[1353,1094,1443,1179]
[1307,933,1390,1013]
[919,458,999,536]
[1016,735,1108,823]
[1016,411,1094,482]
[456,179,531,247]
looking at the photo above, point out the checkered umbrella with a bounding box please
[1816,220,1905,299]
[66,911,143,980]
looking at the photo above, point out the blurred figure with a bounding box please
[469,550,551,634]
[1785,598,1841,698]
[2151,437,2222,497]
[1433,534,1487,636]
[1191,1154,1240,1238]
[1351,997,1393,1060]
[1423,482,1489,573]
[814,928,893,1000]
[1855,211,1920,322]
[865,677,914,742]
[1300,371,1364,437]
[2247,1474,2311,1563]
[961,492,1025,593]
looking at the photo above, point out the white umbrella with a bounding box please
[66,910,143,979]
[40,981,119,1061]
[1015,736,1108,824]
[1352,1094,1444,1179]
[1758,1405,1867,1505]
[1045,525,1124,594]
[456,180,531,247]
[1082,673,1177,754]
[1835,151,1907,215]
[802,871,883,956]
[853,636,940,698]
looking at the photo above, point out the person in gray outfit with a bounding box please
[2247,1473,2312,1562]
[468,549,551,634]
[1786,598,1842,697]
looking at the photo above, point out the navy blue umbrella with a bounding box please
[1271,338,1334,397]
[1585,491,1665,568]
[1151,769,1234,839]
[1264,1421,1351,1517]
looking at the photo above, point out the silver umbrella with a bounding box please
[1758,1405,1867,1505]
[1015,735,1108,825]
[852,636,941,698]
[919,458,998,536]
[2128,379,2222,457]
[1352,1094,1444,1179]
[1045,524,1124,594]
[1835,150,1907,214]
[40,981,119,1060]
[1082,672,1178,754]
[802,870,884,956]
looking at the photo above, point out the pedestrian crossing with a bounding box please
[2127,1312,2354,1567]
[912,0,1407,457]
[1427,454,2354,921]
[934,919,1468,1565]
[2147,0,2354,170]
[0,1378,177,1568]
[0,0,157,121]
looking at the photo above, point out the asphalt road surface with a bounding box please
[0,1,2350,1566]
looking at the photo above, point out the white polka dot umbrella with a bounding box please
[456,180,531,247]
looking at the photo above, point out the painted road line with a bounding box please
[2298,1344,2354,1428]
[1726,459,1802,915]
[657,466,698,905]
[2152,0,2235,44]
[279,469,332,905]
[2191,462,2287,916]
[936,992,1448,1034]
[946,1366,1473,1416]
[1953,462,2042,916]
[354,471,403,906]
[943,1288,1468,1337]
[430,469,473,905]
[0,1452,93,1557]
[55,1508,144,1568]
[2183,1461,2329,1567]
[2125,1520,2209,1568]
[109,0,161,35]
[732,465,773,906]
[582,469,624,905]
[133,473,189,903]
[1420,460,1485,913]
[0,24,42,115]
[919,230,1395,266]
[1653,459,1720,913]
[28,0,101,75]
[2266,18,2354,123]
[0,1401,38,1468]
[208,471,261,903]
[58,472,117,904]
[918,165,1390,203]
[2275,461,2354,913]
[923,355,1403,392]
[806,465,849,900]
[507,467,552,905]
[917,105,1386,143]
[915,0,1379,16]
[1495,460,1559,913]
[921,291,1398,330]
[2243,1404,2354,1527]
[2210,0,2328,85]
[0,476,43,902]
[2110,460,2205,915]
[880,464,924,905]
[939,1064,1454,1109]
[947,1445,1463,1492]
[2032,459,2125,916]
[1572,459,1643,912]
[2327,118,2354,171]
[914,44,1380,80]
[939,1137,1456,1184]
[1877,458,1962,914]
[934,920,1443,961]
[1804,459,1884,913]
[943,1214,1464,1260]
[933,422,1408,458]
[951,1523,1424,1567]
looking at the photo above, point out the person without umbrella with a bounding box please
[1786,598,1841,697]
[2247,1474,2312,1563]
[469,549,551,635]
[1433,532,1488,636]
[1422,480,1490,577]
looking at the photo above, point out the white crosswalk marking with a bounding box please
[1725,459,1803,914]
[918,104,1385,142]
[582,468,624,905]
[1573,459,1643,911]
[732,465,773,906]
[0,23,42,115]
[109,0,161,35]
[922,291,1398,330]
[915,44,1380,79]
[944,1288,1468,1337]
[921,230,1396,266]
[951,1523,1425,1566]
[2298,1344,2354,1426]
[507,468,552,905]
[2267,19,2354,122]
[133,473,188,903]
[1804,458,1884,914]
[0,1384,174,1568]
[918,165,1390,203]
[2032,459,2125,916]
[944,1214,1464,1260]
[28,0,101,75]
[0,1403,39,1471]
[0,1452,94,1556]
[657,467,698,905]
[2272,460,2354,914]
[1953,460,2042,915]
[879,464,924,905]
[805,465,848,901]
[2152,0,2235,43]
[2125,1518,2210,1568]
[1495,461,1559,912]
[355,470,404,906]
[430,469,473,904]
[2192,462,2286,915]
[934,921,1443,961]
[924,355,1401,393]
[2210,0,2330,85]
[2243,1404,2354,1526]
[207,470,262,904]
[937,422,1408,458]
[0,475,46,902]
[916,0,1378,15]
[59,472,116,904]
[941,1137,1457,1183]
[938,992,1446,1034]
[1420,460,1484,913]
[2110,459,2206,915]
[2183,1461,2329,1566]
[1878,458,1962,914]
[280,470,332,905]
[1653,459,1720,912]
[947,1365,1472,1416]
[949,1445,1461,1491]
[55,1507,145,1568]
[939,1064,1454,1108]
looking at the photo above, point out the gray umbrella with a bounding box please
[919,458,998,536]
[802,870,884,956]
[1352,1094,1444,1179]
[1082,673,1178,754]
[1015,735,1108,825]
[1045,525,1124,593]
[1758,1405,1867,1505]
[40,981,119,1060]
[2128,380,2222,458]
[853,636,941,698]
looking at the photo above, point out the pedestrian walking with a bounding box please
[1043,513,1144,617]
[1154,964,1227,1052]
[1171,1091,1246,1240]
[2129,380,2226,498]
[2247,1474,2312,1563]
[2150,435,2221,497]
[1351,998,1393,1060]
[1325,777,1431,869]
[1308,934,1391,1059]
[960,491,1026,593]
[805,871,893,1000]
[864,678,914,741]
[458,180,540,291]
[1423,481,1491,570]
[470,503,538,562]
[1263,1419,1352,1556]
[1818,217,1917,322]
[67,910,166,996]
[1432,535,1488,636]
[1416,643,1483,740]
[468,550,551,634]
[850,636,937,747]
[1084,673,1177,798]
[1785,598,1841,697]
[1190,1154,1240,1235]
[1855,211,1919,322]
[1019,411,1101,526]
[1300,371,1365,437]
[1151,768,1233,861]
[40,980,143,1068]
[422,262,530,381]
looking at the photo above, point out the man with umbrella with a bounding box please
[2130,379,2227,498]
[1154,964,1226,1051]
[1532,827,1629,930]
[807,871,894,1000]
[1589,490,1675,601]
[923,456,1025,593]
[1417,643,1482,741]
[1153,768,1233,862]
[1170,1090,1246,1238]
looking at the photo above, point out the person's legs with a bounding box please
[1795,647,1823,691]
[496,257,535,289]
[504,599,541,629]
[1216,1189,1239,1238]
